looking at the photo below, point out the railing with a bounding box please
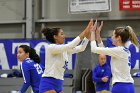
[82,69,95,93]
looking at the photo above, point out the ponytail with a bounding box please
[127,26,140,47]
[29,48,40,64]
[19,45,40,63]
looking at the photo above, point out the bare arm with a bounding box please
[90,20,97,42]
[96,21,103,44]
[79,19,93,40]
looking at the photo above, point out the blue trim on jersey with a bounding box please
[20,58,44,93]
[39,77,64,93]
[112,82,135,93]
[92,63,112,91]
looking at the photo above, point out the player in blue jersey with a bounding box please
[92,54,112,93]
[39,19,94,93]
[17,45,44,93]
[91,20,139,93]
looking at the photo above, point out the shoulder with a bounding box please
[113,46,126,52]
[105,64,111,70]
[22,59,34,66]
[103,46,122,52]
[93,65,100,70]
[47,43,61,48]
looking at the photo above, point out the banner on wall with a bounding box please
[120,0,140,10]
[0,38,76,70]
[69,0,111,13]
[107,37,140,69]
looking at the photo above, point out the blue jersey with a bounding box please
[20,58,44,93]
[92,63,112,91]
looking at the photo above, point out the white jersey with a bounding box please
[91,41,134,85]
[125,41,132,48]
[42,36,89,80]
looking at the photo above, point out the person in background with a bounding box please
[92,54,112,93]
[17,45,44,93]
[39,19,94,93]
[91,20,139,93]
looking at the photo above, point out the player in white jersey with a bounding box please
[39,19,94,93]
[90,20,139,93]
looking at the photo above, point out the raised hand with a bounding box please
[91,19,97,33]
[79,19,93,40]
[84,19,94,38]
[96,21,103,37]
[96,21,103,43]
[90,20,98,41]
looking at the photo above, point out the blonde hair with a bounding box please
[127,26,139,47]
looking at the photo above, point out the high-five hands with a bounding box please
[79,19,94,40]
[90,20,104,41]
[91,19,98,33]
[96,21,103,37]
[84,19,94,38]
[96,21,103,43]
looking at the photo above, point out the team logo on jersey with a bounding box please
[101,69,104,72]
[63,61,68,70]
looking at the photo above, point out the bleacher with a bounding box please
[0,70,75,93]
[1,69,140,93]
[0,70,31,93]
[63,70,74,93]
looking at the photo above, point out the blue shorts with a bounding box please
[39,77,64,93]
[112,82,135,93]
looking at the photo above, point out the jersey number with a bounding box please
[128,56,131,68]
[34,64,43,74]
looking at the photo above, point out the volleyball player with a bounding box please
[39,19,94,93]
[17,45,44,93]
[91,21,139,93]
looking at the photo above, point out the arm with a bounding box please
[91,40,123,57]
[20,83,30,93]
[20,62,31,93]
[49,19,93,54]
[67,37,89,54]
[90,19,97,42]
[102,66,112,82]
[98,41,104,47]
[90,21,122,57]
[96,21,103,45]
[49,36,81,54]
[105,66,112,78]
[92,68,102,82]
[79,19,93,40]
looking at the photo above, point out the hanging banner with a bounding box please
[0,38,76,70]
[69,0,111,13]
[120,0,140,10]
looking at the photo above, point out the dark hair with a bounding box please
[114,26,139,47]
[19,45,40,63]
[41,27,61,43]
